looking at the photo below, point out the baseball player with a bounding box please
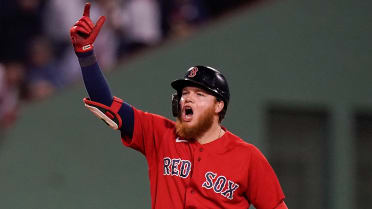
[70,3,288,209]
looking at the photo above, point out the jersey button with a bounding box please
[197,157,201,161]
[199,148,204,152]
[190,190,194,194]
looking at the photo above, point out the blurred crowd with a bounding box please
[0,0,256,131]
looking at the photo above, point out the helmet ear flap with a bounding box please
[171,93,181,117]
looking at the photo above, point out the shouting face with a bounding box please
[175,86,224,140]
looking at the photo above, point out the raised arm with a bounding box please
[70,2,133,137]
[70,2,111,104]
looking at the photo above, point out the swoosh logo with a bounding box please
[175,137,188,143]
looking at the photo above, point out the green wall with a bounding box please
[1,0,371,208]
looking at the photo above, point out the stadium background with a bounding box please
[0,0,371,208]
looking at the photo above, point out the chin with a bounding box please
[175,108,215,140]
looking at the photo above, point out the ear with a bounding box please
[215,100,224,114]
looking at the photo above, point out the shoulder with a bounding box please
[133,107,175,129]
[224,131,265,158]
[225,131,256,149]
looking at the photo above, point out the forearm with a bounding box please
[71,3,133,137]
[77,50,113,106]
[76,50,134,137]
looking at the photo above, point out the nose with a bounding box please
[182,93,194,104]
[185,97,192,104]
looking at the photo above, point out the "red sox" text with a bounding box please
[163,157,192,178]
[163,158,239,200]
[202,171,239,200]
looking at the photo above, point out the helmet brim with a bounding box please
[171,78,221,99]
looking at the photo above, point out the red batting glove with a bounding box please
[70,2,106,53]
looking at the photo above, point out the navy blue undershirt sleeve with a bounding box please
[77,51,134,137]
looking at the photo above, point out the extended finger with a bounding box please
[83,2,91,17]
[91,16,106,39]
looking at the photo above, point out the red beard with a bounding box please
[175,105,216,140]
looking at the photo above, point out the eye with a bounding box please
[182,91,189,96]
[197,92,205,96]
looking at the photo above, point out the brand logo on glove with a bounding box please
[82,45,92,51]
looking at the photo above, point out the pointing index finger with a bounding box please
[83,2,91,17]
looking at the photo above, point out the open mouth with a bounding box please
[183,106,193,121]
[185,107,193,115]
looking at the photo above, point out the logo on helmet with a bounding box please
[188,67,198,78]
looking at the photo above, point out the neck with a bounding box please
[196,122,225,144]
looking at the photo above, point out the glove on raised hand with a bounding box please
[70,3,106,53]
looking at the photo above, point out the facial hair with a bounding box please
[175,104,216,140]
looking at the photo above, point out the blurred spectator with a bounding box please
[0,0,260,130]
[0,0,46,62]
[164,0,209,37]
[117,0,162,57]
[0,62,26,130]
[43,0,84,55]
[42,0,84,84]
[25,36,65,100]
[90,0,122,69]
